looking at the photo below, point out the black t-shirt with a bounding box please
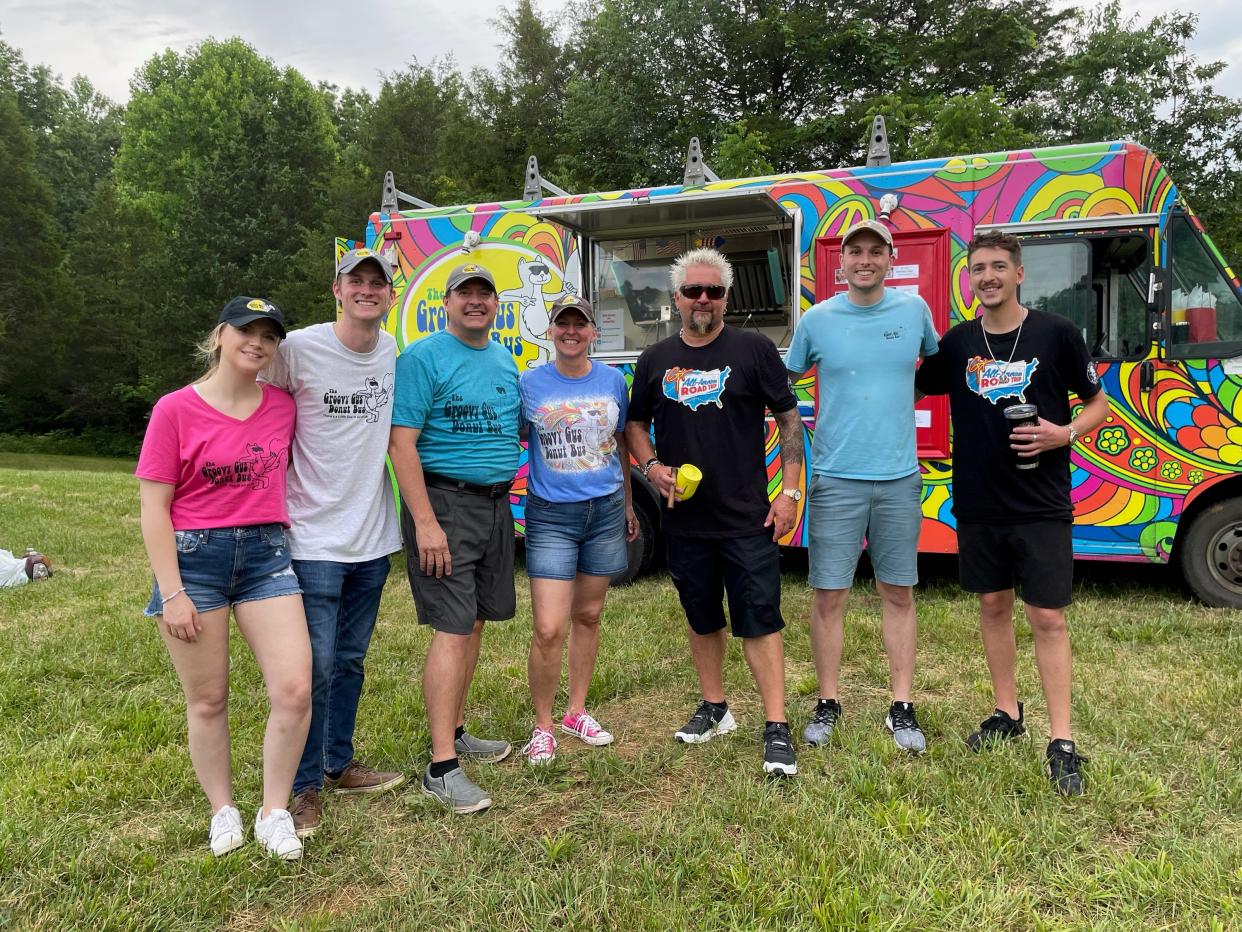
[915,309,1103,523]
[628,326,797,537]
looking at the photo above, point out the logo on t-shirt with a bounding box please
[444,390,509,435]
[965,355,1040,404]
[533,398,619,471]
[662,366,732,410]
[201,439,288,489]
[321,373,394,422]
[1086,361,1100,385]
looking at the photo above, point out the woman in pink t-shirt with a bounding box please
[137,297,310,861]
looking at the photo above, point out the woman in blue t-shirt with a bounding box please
[518,296,638,765]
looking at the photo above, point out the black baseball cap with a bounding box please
[218,296,287,338]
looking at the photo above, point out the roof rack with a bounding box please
[381,171,437,212]
[523,155,572,200]
[683,136,721,186]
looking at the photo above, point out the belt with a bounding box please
[424,472,513,498]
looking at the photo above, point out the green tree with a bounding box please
[0,90,78,431]
[0,36,123,232]
[470,0,569,196]
[1046,2,1242,269]
[115,38,339,391]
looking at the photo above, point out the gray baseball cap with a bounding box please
[445,262,497,292]
[841,219,894,249]
[548,294,595,325]
[336,247,393,282]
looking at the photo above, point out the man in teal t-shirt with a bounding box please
[389,262,520,815]
[785,220,939,756]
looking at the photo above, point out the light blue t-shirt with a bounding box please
[786,288,938,480]
[392,330,521,485]
[520,360,628,502]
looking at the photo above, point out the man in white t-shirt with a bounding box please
[264,248,404,838]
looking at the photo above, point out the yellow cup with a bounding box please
[675,463,703,501]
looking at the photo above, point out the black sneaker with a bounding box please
[674,700,737,744]
[762,722,797,776]
[1046,739,1087,796]
[802,698,842,747]
[966,703,1027,751]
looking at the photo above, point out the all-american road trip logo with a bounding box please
[662,366,732,410]
[965,356,1040,404]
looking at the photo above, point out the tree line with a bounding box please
[2,0,1240,451]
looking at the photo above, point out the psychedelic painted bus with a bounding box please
[345,139,1242,607]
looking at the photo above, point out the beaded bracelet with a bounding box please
[161,587,187,605]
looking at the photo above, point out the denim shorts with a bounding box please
[808,471,923,589]
[144,524,302,616]
[524,489,628,581]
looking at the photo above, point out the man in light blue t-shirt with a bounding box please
[785,220,938,755]
[389,262,521,815]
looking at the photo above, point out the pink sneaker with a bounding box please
[561,711,614,747]
[521,726,557,766]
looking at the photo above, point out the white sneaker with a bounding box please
[208,804,244,857]
[254,807,303,861]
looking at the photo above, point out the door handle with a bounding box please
[1139,359,1155,392]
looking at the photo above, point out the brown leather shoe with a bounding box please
[291,788,321,838]
[327,760,405,795]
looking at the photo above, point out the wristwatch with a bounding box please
[780,488,803,502]
[1067,424,1080,445]
[641,457,662,478]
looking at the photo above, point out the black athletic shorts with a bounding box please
[956,520,1073,609]
[665,532,785,638]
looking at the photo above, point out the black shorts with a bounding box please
[665,532,785,638]
[956,520,1073,609]
[400,484,516,635]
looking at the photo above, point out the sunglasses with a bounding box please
[678,284,727,301]
[530,264,549,275]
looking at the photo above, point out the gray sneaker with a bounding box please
[803,698,842,747]
[421,766,493,814]
[454,730,513,763]
[885,701,927,754]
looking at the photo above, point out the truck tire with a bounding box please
[611,499,658,587]
[1179,498,1242,608]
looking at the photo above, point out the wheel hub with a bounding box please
[1207,521,1242,596]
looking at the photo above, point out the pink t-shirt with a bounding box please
[136,383,297,530]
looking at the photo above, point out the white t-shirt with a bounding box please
[264,322,401,562]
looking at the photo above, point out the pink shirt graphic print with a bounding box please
[137,383,297,530]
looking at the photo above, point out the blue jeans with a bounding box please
[292,556,391,793]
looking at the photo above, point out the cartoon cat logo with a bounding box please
[498,257,576,369]
[239,439,288,489]
[362,373,394,423]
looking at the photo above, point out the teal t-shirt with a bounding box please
[392,330,521,485]
[786,288,938,480]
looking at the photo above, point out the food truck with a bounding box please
[345,126,1242,607]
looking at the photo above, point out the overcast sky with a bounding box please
[2,0,1239,104]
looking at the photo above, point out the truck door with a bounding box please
[813,227,952,459]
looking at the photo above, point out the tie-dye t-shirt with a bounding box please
[520,361,629,502]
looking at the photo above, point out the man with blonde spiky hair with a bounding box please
[625,247,805,777]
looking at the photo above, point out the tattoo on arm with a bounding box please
[775,408,804,474]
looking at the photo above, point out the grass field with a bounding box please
[0,454,1239,930]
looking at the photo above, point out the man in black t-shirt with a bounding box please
[625,247,805,777]
[916,231,1109,795]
